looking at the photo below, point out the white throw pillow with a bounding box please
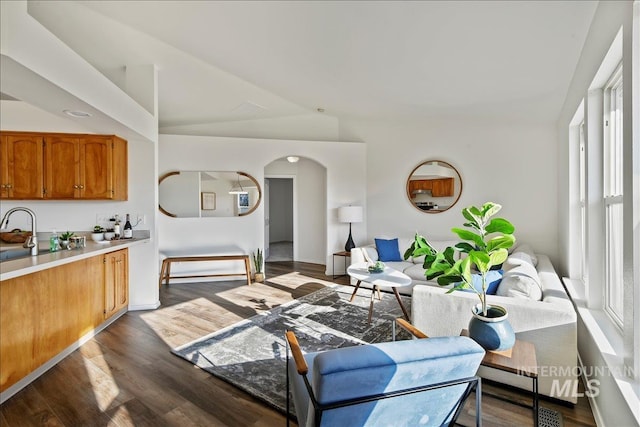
[497,262,542,300]
[511,243,538,266]
[503,251,535,271]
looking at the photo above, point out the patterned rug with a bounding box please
[171,284,411,415]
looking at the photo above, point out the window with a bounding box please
[603,63,624,327]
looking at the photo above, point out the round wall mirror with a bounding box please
[406,160,462,213]
[159,171,261,218]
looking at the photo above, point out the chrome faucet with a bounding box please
[0,207,38,256]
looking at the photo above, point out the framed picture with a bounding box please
[238,193,249,208]
[201,192,216,210]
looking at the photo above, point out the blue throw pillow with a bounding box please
[375,238,403,262]
[461,270,503,295]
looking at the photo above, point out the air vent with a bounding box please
[231,101,266,117]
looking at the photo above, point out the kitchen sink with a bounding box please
[0,242,49,262]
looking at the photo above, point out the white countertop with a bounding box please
[0,234,150,281]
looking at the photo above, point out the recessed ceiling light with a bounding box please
[63,109,92,118]
[287,156,300,163]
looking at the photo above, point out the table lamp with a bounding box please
[338,206,363,252]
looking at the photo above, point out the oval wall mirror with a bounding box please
[159,171,261,218]
[406,160,463,213]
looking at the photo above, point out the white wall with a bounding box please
[158,135,365,274]
[340,117,559,260]
[0,100,159,310]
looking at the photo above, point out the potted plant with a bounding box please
[252,248,264,282]
[60,231,75,249]
[91,225,105,242]
[405,202,516,350]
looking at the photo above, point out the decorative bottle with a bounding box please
[114,215,121,239]
[123,214,133,239]
[49,230,61,252]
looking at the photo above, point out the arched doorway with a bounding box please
[264,156,327,264]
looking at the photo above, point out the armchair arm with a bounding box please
[285,330,308,375]
[396,318,429,339]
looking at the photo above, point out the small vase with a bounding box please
[254,272,264,282]
[468,304,515,351]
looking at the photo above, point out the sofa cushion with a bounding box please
[403,263,430,282]
[497,262,542,300]
[375,238,403,262]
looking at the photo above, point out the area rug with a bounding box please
[171,284,411,415]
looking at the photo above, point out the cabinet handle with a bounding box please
[5,184,12,189]
[79,185,85,189]
[73,185,79,189]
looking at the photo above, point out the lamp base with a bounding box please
[344,224,355,252]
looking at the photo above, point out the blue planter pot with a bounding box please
[468,304,515,351]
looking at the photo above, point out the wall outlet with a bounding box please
[96,214,111,226]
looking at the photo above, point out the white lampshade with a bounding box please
[338,206,363,223]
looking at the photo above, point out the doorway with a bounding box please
[265,177,294,262]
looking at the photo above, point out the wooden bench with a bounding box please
[159,253,252,287]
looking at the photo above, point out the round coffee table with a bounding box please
[347,262,412,323]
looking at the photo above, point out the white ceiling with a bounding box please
[27,0,598,132]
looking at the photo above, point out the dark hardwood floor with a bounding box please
[1,261,596,426]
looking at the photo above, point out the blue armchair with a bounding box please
[285,330,485,427]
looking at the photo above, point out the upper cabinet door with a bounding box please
[0,133,45,199]
[44,134,127,200]
[45,135,81,199]
[81,136,112,199]
[1,131,126,201]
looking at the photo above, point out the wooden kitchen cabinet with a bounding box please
[409,178,454,198]
[0,132,45,199]
[431,177,454,197]
[104,249,129,319]
[0,249,129,392]
[45,134,128,200]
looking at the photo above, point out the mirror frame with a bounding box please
[158,170,262,218]
[406,160,463,214]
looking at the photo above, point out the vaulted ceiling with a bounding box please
[27,0,598,134]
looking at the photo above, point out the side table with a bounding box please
[332,251,351,279]
[462,329,539,426]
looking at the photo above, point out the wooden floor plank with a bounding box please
[0,261,596,426]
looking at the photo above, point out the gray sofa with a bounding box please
[350,238,578,403]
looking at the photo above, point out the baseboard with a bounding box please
[128,300,161,311]
[577,352,606,427]
[0,308,127,404]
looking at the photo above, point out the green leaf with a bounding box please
[481,202,501,218]
[488,248,509,267]
[443,246,457,264]
[469,251,490,274]
[462,208,480,227]
[455,242,475,253]
[452,228,485,249]
[461,257,473,285]
[485,218,515,234]
[486,234,516,252]
[437,275,463,287]
[468,206,482,217]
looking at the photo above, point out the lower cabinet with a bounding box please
[104,249,129,319]
[0,249,129,393]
